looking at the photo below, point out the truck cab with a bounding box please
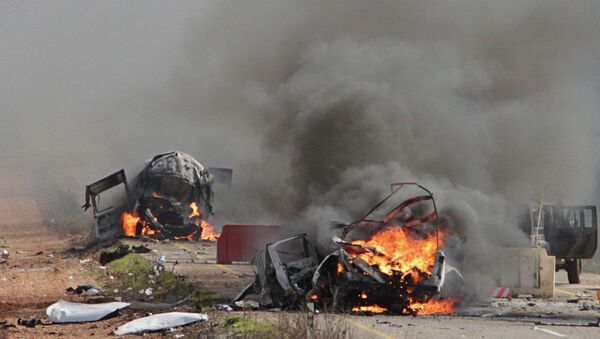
[523,203,598,283]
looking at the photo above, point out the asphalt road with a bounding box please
[341,314,599,339]
[123,238,600,339]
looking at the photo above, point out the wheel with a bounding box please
[566,259,580,284]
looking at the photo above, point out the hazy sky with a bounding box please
[2,1,599,228]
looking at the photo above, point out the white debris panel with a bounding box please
[113,312,208,335]
[46,299,130,323]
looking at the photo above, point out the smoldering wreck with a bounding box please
[235,183,463,315]
[83,151,231,241]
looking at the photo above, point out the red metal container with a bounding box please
[216,224,282,264]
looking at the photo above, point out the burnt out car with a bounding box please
[235,183,461,314]
[234,234,319,308]
[310,183,460,315]
[83,151,231,240]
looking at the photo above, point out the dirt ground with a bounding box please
[2,224,600,338]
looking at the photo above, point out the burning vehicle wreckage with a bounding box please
[235,183,463,315]
[82,151,231,241]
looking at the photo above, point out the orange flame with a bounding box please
[174,232,194,240]
[200,220,219,241]
[121,212,140,237]
[351,226,442,281]
[352,305,388,313]
[189,202,200,218]
[120,203,219,241]
[347,225,456,315]
[411,298,457,315]
[337,263,344,274]
[140,224,157,236]
[121,211,158,237]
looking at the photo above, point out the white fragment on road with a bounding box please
[534,326,567,337]
[46,299,130,323]
[113,312,207,335]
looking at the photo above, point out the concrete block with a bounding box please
[499,247,555,298]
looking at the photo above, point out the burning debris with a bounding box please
[234,234,320,308]
[236,183,461,315]
[83,151,230,241]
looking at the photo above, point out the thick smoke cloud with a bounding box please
[174,0,600,296]
[170,1,600,219]
[2,1,600,294]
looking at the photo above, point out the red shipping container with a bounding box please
[217,224,282,264]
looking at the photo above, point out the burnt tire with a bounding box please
[566,259,580,284]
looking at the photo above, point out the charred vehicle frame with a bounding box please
[83,151,231,240]
[236,183,459,314]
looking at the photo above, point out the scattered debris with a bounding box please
[66,284,103,296]
[155,255,166,274]
[113,312,208,335]
[17,317,41,328]
[99,244,155,265]
[132,245,152,253]
[46,299,130,323]
[579,302,600,311]
[0,320,16,329]
[234,234,319,308]
[1,249,9,259]
[99,245,130,265]
[70,245,87,252]
[216,304,233,312]
[575,292,594,300]
[79,258,91,264]
[128,292,194,310]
